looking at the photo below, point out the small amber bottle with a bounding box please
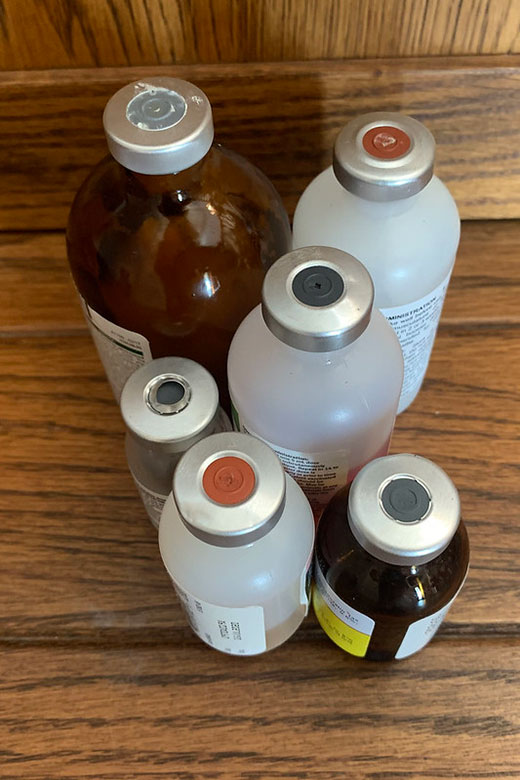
[66,77,291,406]
[313,454,469,660]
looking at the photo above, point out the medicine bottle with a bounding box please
[293,112,460,413]
[313,454,469,661]
[228,246,403,517]
[159,432,315,655]
[121,357,231,528]
[67,77,291,405]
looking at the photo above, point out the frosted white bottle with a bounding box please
[159,432,315,655]
[228,246,403,517]
[121,357,231,528]
[293,112,460,413]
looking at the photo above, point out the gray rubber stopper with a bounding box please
[292,265,345,307]
[381,478,431,523]
[156,380,186,406]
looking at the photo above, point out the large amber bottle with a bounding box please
[66,78,291,404]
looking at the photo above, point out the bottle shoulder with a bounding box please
[69,146,288,227]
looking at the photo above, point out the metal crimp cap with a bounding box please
[333,112,435,201]
[120,357,219,452]
[173,432,287,547]
[348,454,461,566]
[103,77,214,175]
[261,246,374,352]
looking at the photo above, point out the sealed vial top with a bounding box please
[261,245,374,352]
[103,77,214,175]
[333,112,435,201]
[120,357,220,452]
[172,432,286,547]
[348,453,460,565]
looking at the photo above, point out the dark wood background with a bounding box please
[1,1,520,777]
[1,0,520,69]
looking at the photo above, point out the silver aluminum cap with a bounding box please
[103,77,214,175]
[348,454,460,566]
[333,112,435,201]
[262,246,374,352]
[120,357,219,453]
[173,432,286,548]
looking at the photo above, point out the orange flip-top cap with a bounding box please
[363,125,411,160]
[202,456,256,506]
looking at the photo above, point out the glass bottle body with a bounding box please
[125,407,232,528]
[159,474,315,655]
[67,145,291,405]
[228,305,403,517]
[314,486,470,661]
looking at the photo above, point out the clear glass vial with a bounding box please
[313,453,470,661]
[293,112,460,413]
[228,245,403,518]
[158,432,315,655]
[121,357,231,528]
[67,77,291,404]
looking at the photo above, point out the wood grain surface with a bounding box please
[1,0,520,70]
[2,57,520,230]
[0,220,519,777]
[1,641,519,779]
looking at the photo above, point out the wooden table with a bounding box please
[1,220,519,779]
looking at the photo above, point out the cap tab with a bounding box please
[362,125,411,160]
[203,456,256,505]
[381,477,431,523]
[126,87,187,131]
[292,265,345,307]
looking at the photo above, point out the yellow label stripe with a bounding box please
[313,585,371,657]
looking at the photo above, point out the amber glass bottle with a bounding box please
[313,454,469,661]
[66,77,291,405]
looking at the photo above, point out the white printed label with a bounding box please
[395,572,467,659]
[315,561,375,636]
[174,585,266,655]
[381,272,452,412]
[132,476,167,529]
[80,297,153,400]
[236,419,348,514]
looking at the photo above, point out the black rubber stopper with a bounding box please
[381,478,431,523]
[292,265,345,307]
[156,380,186,406]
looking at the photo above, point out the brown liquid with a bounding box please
[66,145,291,406]
[315,486,469,661]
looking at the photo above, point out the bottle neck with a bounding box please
[127,406,220,455]
[125,147,212,195]
[342,182,422,218]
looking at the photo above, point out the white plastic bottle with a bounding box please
[159,432,315,655]
[228,246,403,517]
[121,357,231,528]
[292,112,460,413]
